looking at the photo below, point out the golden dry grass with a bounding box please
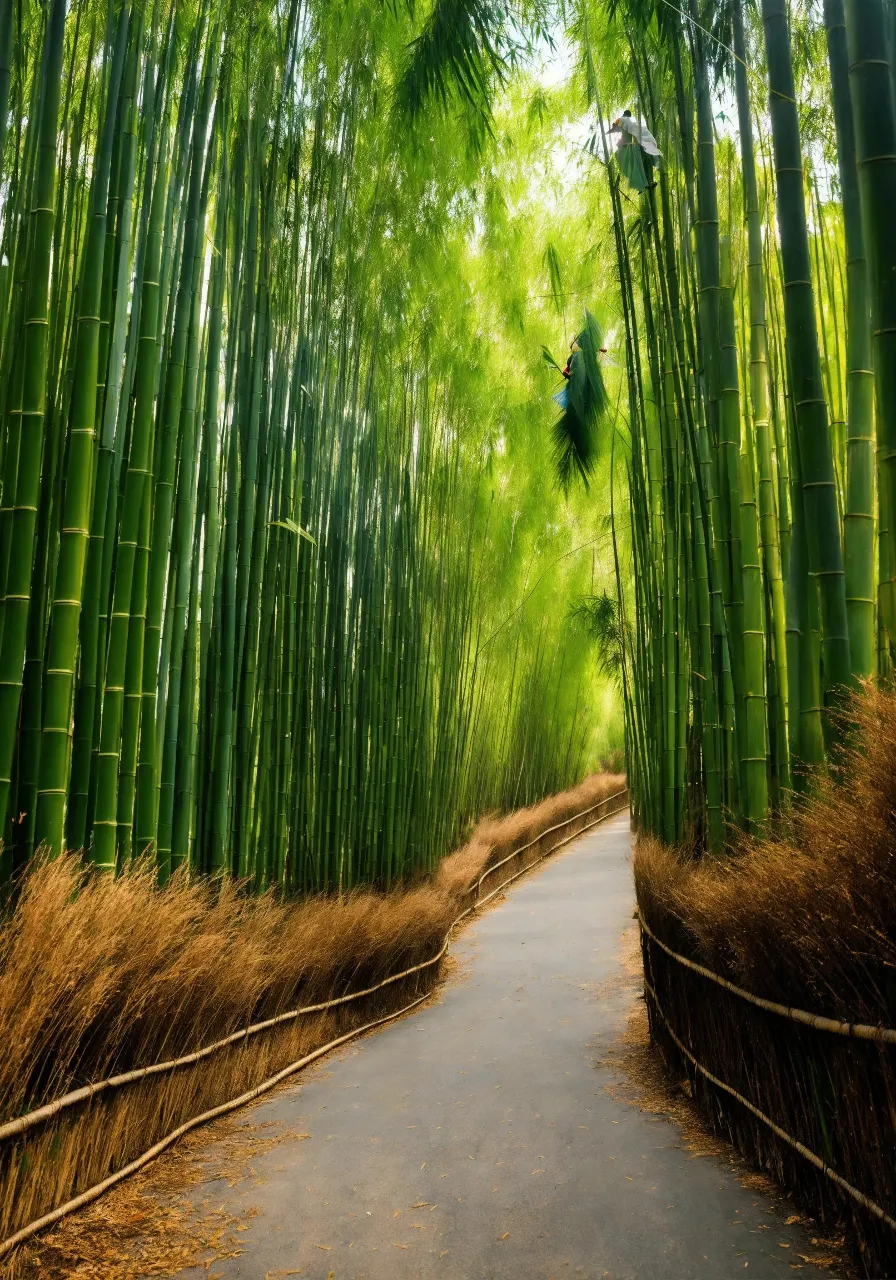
[0,771,624,1269]
[15,1112,310,1279]
[634,685,896,1024]
[436,771,625,899]
[633,686,896,1276]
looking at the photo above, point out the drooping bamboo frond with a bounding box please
[396,0,510,122]
[551,311,610,493]
[570,591,629,683]
[543,241,565,316]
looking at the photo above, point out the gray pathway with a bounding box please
[179,814,833,1279]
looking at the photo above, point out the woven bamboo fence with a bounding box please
[638,907,896,1278]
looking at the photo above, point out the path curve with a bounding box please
[179,814,836,1279]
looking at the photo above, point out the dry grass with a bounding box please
[0,771,624,1270]
[15,1110,315,1279]
[635,686,896,1023]
[633,685,896,1276]
[436,771,625,900]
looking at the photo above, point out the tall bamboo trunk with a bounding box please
[35,4,131,855]
[762,0,851,715]
[91,120,168,872]
[845,0,896,664]
[733,2,790,796]
[825,0,877,681]
[0,0,67,859]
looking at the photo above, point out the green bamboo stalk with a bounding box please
[135,32,214,853]
[68,11,166,851]
[91,113,168,872]
[35,3,131,855]
[824,0,876,681]
[733,2,790,795]
[0,0,12,189]
[722,235,768,831]
[845,0,896,663]
[116,482,151,863]
[0,0,67,845]
[158,96,217,874]
[761,0,851,707]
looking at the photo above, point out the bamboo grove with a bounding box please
[581,0,896,849]
[0,0,623,891]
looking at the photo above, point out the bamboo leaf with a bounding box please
[270,518,317,546]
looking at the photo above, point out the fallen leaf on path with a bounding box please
[411,1201,431,1208]
[498,1232,510,1241]
[785,1215,801,1225]
[316,1244,332,1251]
[393,1210,401,1218]
[394,1243,409,1249]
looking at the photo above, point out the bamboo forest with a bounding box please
[2,0,896,1274]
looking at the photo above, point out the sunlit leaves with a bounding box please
[396,0,510,125]
[543,241,565,316]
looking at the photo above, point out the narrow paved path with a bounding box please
[179,814,834,1279]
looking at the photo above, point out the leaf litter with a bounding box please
[7,1116,310,1279]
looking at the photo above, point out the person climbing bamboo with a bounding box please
[609,109,661,190]
[543,313,611,491]
[557,334,580,396]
